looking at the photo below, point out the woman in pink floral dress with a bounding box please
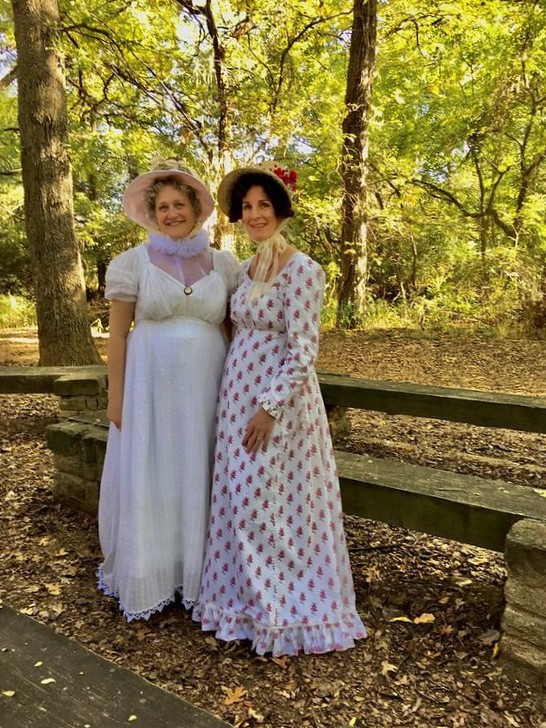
[193,165,366,655]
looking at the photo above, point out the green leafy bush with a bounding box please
[0,295,37,329]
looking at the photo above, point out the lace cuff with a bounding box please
[257,394,283,420]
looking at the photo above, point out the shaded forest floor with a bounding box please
[1,328,545,727]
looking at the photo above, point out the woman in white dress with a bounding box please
[98,159,239,621]
[193,164,366,655]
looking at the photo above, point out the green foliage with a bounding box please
[0,294,36,329]
[0,181,30,294]
[361,0,546,330]
[2,0,546,331]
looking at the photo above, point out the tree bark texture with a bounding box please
[337,0,377,327]
[12,0,101,364]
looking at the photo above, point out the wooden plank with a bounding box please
[0,366,107,394]
[320,373,546,433]
[3,365,546,434]
[0,604,230,728]
[336,451,546,552]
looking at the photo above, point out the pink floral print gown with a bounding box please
[193,252,366,656]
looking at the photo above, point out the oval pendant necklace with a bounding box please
[175,255,208,296]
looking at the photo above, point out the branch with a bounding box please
[174,0,229,162]
[489,207,515,239]
[412,175,516,240]
[368,160,402,198]
[272,17,325,114]
[488,165,510,207]
[410,178,478,218]
[61,21,125,54]
[0,66,17,90]
[468,148,485,208]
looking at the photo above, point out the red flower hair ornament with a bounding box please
[271,165,298,192]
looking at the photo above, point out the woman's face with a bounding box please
[154,184,197,240]
[241,185,281,243]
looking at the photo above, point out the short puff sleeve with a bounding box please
[104,247,141,302]
[213,249,241,296]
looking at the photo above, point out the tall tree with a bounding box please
[337,0,377,327]
[11,0,101,364]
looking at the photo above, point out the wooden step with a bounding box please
[0,604,230,728]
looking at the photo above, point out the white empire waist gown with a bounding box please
[98,243,239,621]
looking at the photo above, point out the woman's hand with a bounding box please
[106,399,122,430]
[242,407,275,455]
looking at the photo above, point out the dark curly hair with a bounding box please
[228,172,295,223]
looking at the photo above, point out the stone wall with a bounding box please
[46,414,108,515]
[53,372,107,417]
[501,518,546,700]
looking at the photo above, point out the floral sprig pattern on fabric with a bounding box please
[272,165,297,192]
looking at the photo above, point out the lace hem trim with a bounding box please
[193,602,366,656]
[97,566,195,622]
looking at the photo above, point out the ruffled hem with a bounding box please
[192,602,366,657]
[97,565,195,622]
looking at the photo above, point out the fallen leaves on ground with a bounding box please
[223,686,248,706]
[2,331,546,727]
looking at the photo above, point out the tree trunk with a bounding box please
[337,0,377,328]
[11,0,102,365]
[175,0,234,250]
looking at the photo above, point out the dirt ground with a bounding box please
[1,328,546,728]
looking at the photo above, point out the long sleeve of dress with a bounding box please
[257,257,325,419]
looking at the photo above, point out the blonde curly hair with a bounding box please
[143,158,202,224]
